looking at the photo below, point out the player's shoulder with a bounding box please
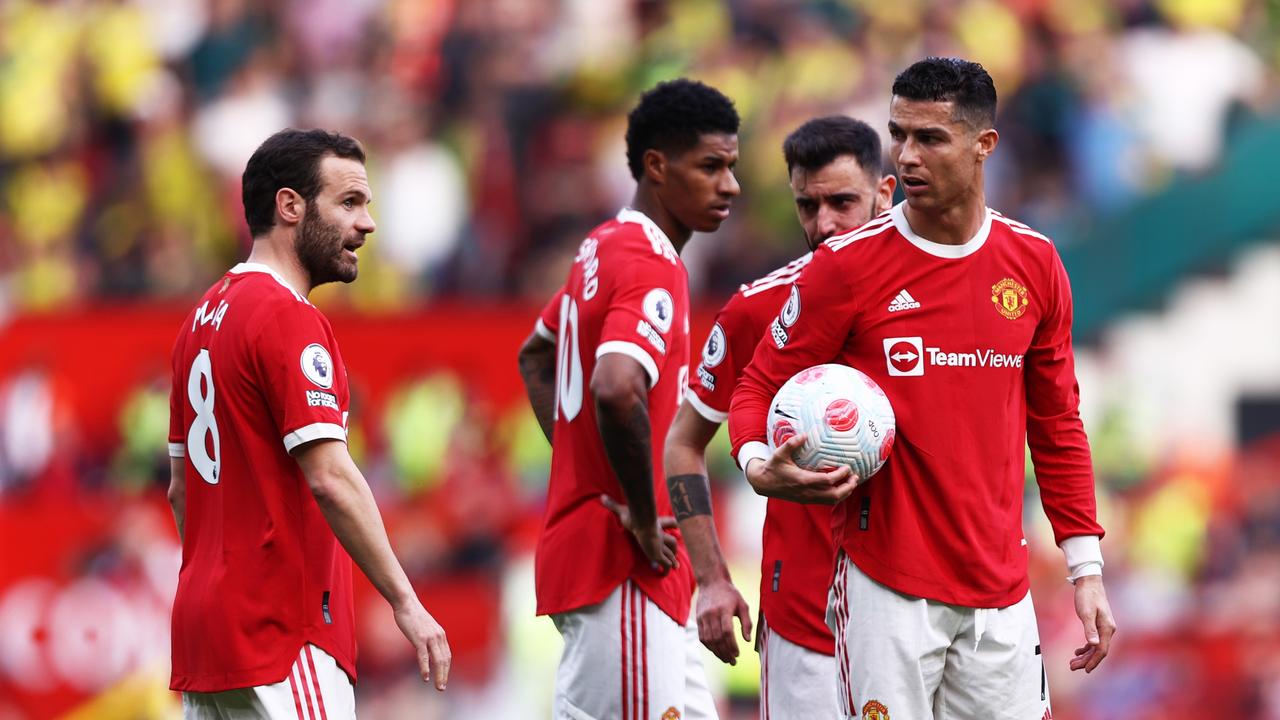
[988,209,1057,251]
[731,252,812,314]
[821,209,897,255]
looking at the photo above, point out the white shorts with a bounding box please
[551,579,717,720]
[758,615,839,720]
[827,552,1051,720]
[182,644,354,720]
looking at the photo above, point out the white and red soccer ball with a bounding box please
[766,364,896,482]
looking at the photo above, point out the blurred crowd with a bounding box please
[5,0,1280,717]
[0,0,1277,316]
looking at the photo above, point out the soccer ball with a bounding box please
[766,364,896,481]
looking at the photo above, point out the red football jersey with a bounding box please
[167,263,356,691]
[533,209,695,624]
[729,204,1105,608]
[687,253,836,656]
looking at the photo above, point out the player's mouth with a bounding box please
[709,204,731,221]
[342,238,364,262]
[901,175,929,196]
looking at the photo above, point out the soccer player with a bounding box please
[516,79,740,720]
[167,129,450,719]
[728,58,1117,719]
[667,116,894,718]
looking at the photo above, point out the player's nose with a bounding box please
[356,208,376,234]
[719,170,740,197]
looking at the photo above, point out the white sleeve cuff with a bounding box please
[596,341,659,389]
[534,318,555,342]
[168,442,185,458]
[736,441,770,472]
[1060,535,1104,583]
[283,422,348,453]
[684,389,728,423]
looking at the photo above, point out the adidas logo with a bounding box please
[887,289,921,313]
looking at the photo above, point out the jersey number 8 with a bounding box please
[187,349,221,484]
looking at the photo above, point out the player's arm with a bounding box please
[1025,249,1114,673]
[294,439,452,690]
[592,353,678,570]
[167,458,186,540]
[664,403,752,664]
[729,247,858,503]
[517,329,557,443]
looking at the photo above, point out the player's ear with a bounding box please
[275,188,305,227]
[975,127,999,163]
[876,174,896,214]
[642,148,667,185]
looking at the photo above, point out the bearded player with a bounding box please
[666,116,893,719]
[729,58,1116,719]
[168,129,449,718]
[517,79,740,720]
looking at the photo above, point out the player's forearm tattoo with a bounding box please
[598,401,658,525]
[667,473,712,521]
[518,343,557,443]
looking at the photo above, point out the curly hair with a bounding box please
[782,116,883,177]
[625,79,740,181]
[891,57,997,130]
[242,128,366,238]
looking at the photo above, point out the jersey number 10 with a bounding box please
[555,296,583,422]
[187,349,221,485]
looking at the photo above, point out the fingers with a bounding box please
[737,598,753,642]
[778,434,808,456]
[599,494,623,516]
[429,633,451,690]
[1087,609,1116,672]
[657,515,679,530]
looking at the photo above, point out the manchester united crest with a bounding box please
[862,700,890,719]
[661,707,682,720]
[991,277,1029,320]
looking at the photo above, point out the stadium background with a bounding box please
[1,0,1279,717]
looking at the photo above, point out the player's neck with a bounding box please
[245,236,313,297]
[903,191,987,247]
[629,190,691,253]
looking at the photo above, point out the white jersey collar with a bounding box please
[616,207,677,257]
[229,262,311,305]
[890,201,992,260]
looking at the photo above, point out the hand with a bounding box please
[695,578,753,665]
[600,495,679,571]
[394,601,452,690]
[1069,575,1116,673]
[745,436,858,504]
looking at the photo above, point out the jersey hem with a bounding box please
[170,639,357,693]
[537,576,690,627]
[846,544,1029,609]
[760,608,835,656]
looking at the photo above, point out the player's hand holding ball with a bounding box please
[600,494,680,571]
[747,364,895,504]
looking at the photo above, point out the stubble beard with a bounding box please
[297,203,358,287]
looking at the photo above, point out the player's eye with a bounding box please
[343,198,355,209]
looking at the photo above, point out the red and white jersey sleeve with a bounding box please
[254,300,349,452]
[728,242,859,469]
[535,285,565,342]
[597,255,685,389]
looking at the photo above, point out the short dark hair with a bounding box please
[242,128,366,238]
[783,116,882,177]
[891,57,997,130]
[625,79,740,181]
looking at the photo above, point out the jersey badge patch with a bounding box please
[702,323,727,368]
[862,699,890,720]
[780,285,801,327]
[300,343,335,389]
[636,319,667,354]
[661,708,681,720]
[643,288,675,333]
[991,278,1029,320]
